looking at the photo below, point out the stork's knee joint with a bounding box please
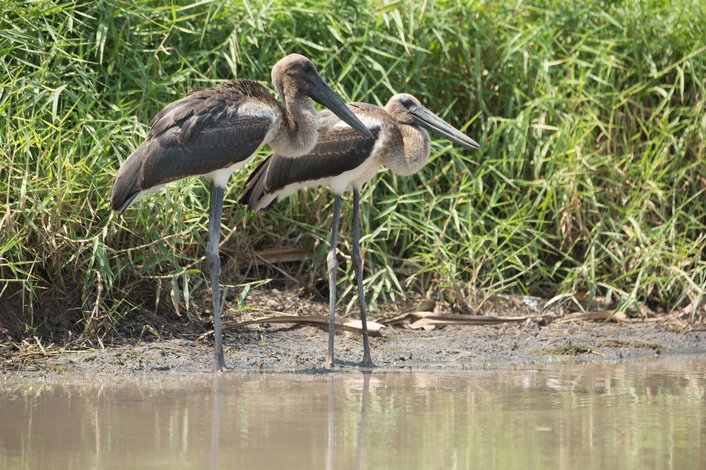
[326,250,338,270]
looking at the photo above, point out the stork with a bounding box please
[240,93,480,367]
[109,54,373,372]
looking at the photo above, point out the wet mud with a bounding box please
[2,289,705,379]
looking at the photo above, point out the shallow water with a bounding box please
[1,357,705,469]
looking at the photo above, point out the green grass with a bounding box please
[1,0,705,339]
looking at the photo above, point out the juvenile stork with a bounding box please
[240,93,480,367]
[109,54,373,372]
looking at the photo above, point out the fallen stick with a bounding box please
[380,311,536,330]
[556,310,627,323]
[231,315,385,337]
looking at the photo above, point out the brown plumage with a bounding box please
[148,80,282,140]
[108,54,373,373]
[109,55,373,214]
[239,102,397,210]
[239,93,480,368]
[240,123,381,211]
[110,81,273,212]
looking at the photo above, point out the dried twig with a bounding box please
[231,314,385,336]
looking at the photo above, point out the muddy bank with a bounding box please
[2,289,705,378]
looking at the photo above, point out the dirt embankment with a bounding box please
[2,288,705,378]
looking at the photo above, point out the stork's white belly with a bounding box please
[208,161,248,188]
[256,156,382,211]
[328,155,381,194]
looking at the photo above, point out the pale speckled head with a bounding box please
[271,54,373,138]
[384,93,422,125]
[384,93,480,150]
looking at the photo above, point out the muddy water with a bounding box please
[1,358,705,469]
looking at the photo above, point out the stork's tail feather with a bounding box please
[239,155,274,211]
[109,145,145,212]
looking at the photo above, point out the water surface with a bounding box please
[2,357,705,469]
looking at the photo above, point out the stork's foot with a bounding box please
[214,348,226,373]
[326,358,336,369]
[358,358,375,368]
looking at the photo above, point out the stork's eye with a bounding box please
[401,97,414,108]
[302,63,315,74]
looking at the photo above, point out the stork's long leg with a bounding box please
[207,181,226,372]
[352,189,373,367]
[326,195,342,368]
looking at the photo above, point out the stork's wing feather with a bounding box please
[140,113,269,189]
[148,80,279,141]
[110,80,279,211]
[239,125,380,210]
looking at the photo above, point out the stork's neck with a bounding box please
[384,123,431,176]
[270,93,319,157]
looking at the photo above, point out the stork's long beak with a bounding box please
[307,76,374,139]
[411,107,480,150]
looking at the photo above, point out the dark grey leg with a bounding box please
[352,189,373,367]
[207,181,226,372]
[326,195,342,368]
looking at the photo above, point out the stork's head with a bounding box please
[385,93,480,150]
[271,54,373,138]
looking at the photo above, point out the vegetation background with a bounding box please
[1,0,705,341]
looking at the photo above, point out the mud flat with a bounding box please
[3,288,704,380]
